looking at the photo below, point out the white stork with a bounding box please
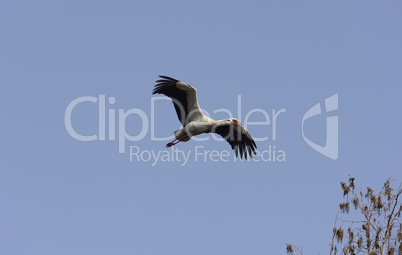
[152,75,257,159]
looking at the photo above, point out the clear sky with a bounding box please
[1,1,402,254]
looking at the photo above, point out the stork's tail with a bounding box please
[173,129,191,142]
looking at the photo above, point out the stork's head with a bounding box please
[228,118,240,126]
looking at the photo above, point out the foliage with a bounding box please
[286,177,402,255]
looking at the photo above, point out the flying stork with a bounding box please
[152,75,257,159]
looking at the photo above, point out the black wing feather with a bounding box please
[152,75,188,126]
[214,123,257,160]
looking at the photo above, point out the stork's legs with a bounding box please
[166,139,180,148]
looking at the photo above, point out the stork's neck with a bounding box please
[205,118,228,131]
[192,117,218,132]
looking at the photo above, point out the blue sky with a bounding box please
[1,1,402,254]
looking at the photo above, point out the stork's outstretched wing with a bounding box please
[152,75,204,126]
[213,121,257,159]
